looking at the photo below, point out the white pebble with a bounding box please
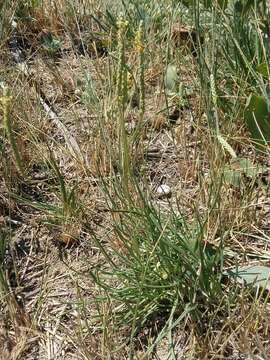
[156,184,171,198]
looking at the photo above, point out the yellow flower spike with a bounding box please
[127,72,133,89]
[134,21,144,54]
[0,85,24,175]
[0,86,12,112]
[117,18,129,35]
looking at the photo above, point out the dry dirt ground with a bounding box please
[1,11,270,360]
[0,26,204,359]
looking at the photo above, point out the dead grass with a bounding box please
[1,1,270,359]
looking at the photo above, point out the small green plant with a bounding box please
[116,17,132,196]
[89,189,224,344]
[48,150,78,219]
[41,32,61,57]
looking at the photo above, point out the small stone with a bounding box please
[125,120,136,134]
[156,184,171,199]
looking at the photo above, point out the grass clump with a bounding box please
[91,191,224,330]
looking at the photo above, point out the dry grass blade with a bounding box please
[0,1,270,358]
[9,19,83,162]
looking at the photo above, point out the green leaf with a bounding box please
[165,64,178,93]
[244,94,270,147]
[234,1,243,12]
[41,33,61,52]
[223,165,242,187]
[256,63,270,77]
[227,265,270,291]
[231,157,263,178]
[223,157,263,186]
[234,158,254,177]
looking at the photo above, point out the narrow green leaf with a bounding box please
[200,0,228,9]
[217,0,228,9]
